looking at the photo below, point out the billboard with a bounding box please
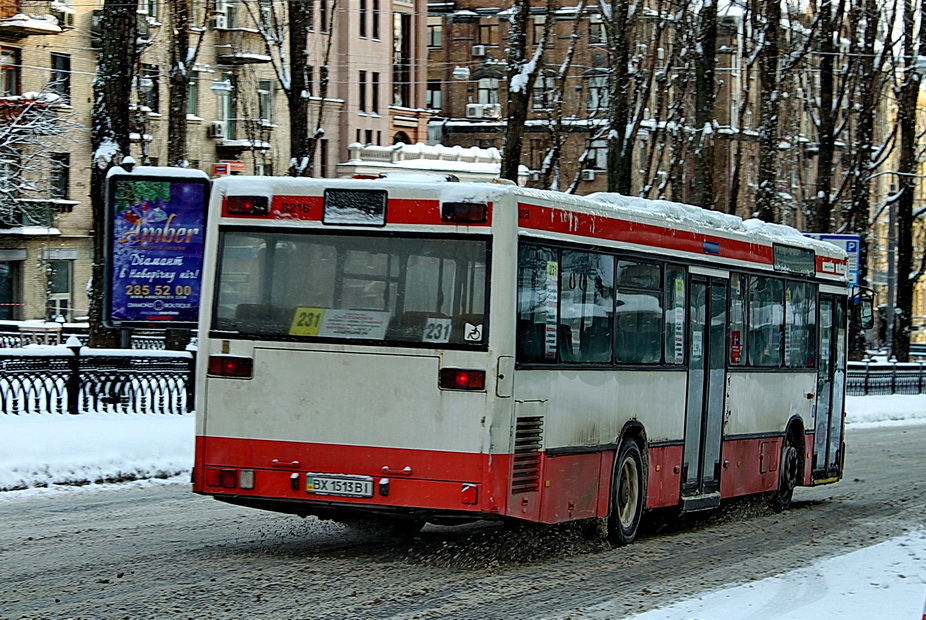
[105,167,210,327]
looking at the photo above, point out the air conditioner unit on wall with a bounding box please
[466,103,484,119]
[471,45,486,57]
[581,169,596,182]
[482,103,502,119]
[51,5,76,28]
[210,14,228,29]
[207,120,227,138]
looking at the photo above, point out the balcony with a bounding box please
[215,29,271,65]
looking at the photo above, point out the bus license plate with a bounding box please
[306,474,374,498]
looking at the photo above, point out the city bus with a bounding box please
[192,175,851,544]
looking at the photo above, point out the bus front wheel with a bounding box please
[607,440,645,546]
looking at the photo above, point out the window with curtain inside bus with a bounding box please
[212,230,489,346]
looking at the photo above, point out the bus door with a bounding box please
[813,295,847,481]
[681,276,727,510]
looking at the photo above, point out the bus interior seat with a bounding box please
[517,320,546,361]
[235,303,286,331]
[580,318,612,361]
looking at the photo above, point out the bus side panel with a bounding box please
[719,437,781,497]
[538,453,604,523]
[646,444,684,508]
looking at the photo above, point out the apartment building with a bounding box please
[0,0,429,322]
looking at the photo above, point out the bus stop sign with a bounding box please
[804,233,860,290]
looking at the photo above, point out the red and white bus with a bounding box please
[193,176,850,544]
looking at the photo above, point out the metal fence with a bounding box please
[846,361,926,396]
[0,347,193,415]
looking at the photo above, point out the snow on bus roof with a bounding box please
[211,177,842,258]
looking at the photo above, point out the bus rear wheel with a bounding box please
[607,440,645,546]
[769,433,801,512]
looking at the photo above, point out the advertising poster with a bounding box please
[106,169,209,326]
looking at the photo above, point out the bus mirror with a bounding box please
[858,293,874,330]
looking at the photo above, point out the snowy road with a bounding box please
[1,423,923,619]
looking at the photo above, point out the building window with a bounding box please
[307,66,314,97]
[477,78,499,104]
[359,0,367,37]
[142,0,157,19]
[587,139,607,170]
[50,153,69,200]
[320,0,328,32]
[589,16,604,44]
[587,73,608,111]
[393,14,411,107]
[0,260,21,320]
[372,72,379,113]
[372,0,380,39]
[49,53,70,103]
[532,74,553,110]
[141,64,159,113]
[426,80,441,110]
[187,76,198,116]
[359,70,367,112]
[479,23,499,46]
[365,129,373,144]
[427,21,442,47]
[1,48,19,96]
[257,79,272,123]
[47,259,72,321]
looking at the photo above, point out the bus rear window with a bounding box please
[212,230,489,347]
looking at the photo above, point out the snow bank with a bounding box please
[0,412,194,492]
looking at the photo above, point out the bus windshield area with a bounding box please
[212,229,489,347]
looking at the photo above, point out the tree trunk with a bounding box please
[807,0,841,233]
[844,0,879,360]
[892,0,924,363]
[754,0,780,222]
[606,0,632,194]
[288,0,313,176]
[692,0,717,209]
[89,0,137,347]
[168,1,205,167]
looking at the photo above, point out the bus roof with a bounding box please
[211,176,847,264]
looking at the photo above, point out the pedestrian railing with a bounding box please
[846,361,926,396]
[0,346,193,415]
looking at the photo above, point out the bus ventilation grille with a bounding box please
[512,416,543,494]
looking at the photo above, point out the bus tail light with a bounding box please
[224,195,269,216]
[439,368,486,391]
[208,355,253,378]
[206,468,238,488]
[441,202,488,224]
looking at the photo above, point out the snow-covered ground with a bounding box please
[1,395,925,618]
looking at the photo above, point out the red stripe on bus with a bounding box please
[518,202,773,265]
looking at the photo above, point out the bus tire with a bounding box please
[769,432,801,512]
[607,439,645,546]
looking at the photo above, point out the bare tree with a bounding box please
[500,0,556,182]
[167,0,209,167]
[0,91,79,227]
[754,0,782,222]
[692,0,718,209]
[89,0,138,347]
[892,0,926,362]
[247,0,338,176]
